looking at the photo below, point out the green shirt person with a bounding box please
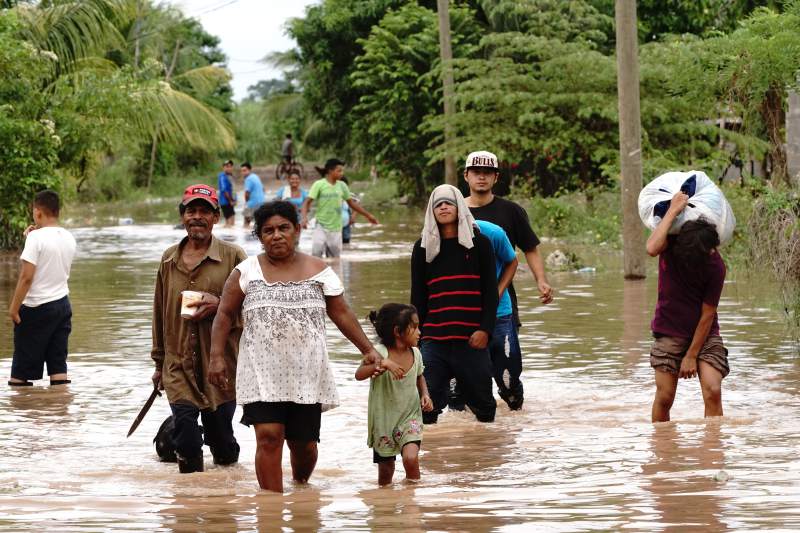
[301,158,379,258]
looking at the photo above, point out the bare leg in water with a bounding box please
[287,439,318,484]
[254,423,285,492]
[652,369,678,423]
[698,361,723,417]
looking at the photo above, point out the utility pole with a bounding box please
[437,0,457,185]
[787,90,800,187]
[615,0,646,279]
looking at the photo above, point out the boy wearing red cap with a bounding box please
[150,184,247,473]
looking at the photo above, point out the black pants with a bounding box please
[170,400,239,464]
[11,296,72,380]
[421,340,496,424]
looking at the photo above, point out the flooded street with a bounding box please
[1,203,799,531]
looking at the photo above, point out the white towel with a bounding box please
[421,184,475,263]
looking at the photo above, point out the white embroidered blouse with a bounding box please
[234,256,342,411]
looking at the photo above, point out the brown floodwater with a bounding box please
[1,200,799,531]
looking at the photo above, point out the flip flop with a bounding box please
[8,380,33,387]
[49,379,71,385]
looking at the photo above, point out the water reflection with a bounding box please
[641,421,726,531]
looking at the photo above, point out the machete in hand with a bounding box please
[127,384,162,437]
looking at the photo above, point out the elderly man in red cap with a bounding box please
[150,184,247,473]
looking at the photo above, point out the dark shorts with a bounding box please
[373,441,421,463]
[241,401,322,442]
[11,296,72,380]
[221,204,234,219]
[650,335,729,378]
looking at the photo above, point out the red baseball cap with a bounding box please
[181,184,218,209]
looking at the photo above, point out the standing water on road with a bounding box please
[1,206,799,531]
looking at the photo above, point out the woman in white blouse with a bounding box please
[209,200,383,492]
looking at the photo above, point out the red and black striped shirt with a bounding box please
[411,235,498,342]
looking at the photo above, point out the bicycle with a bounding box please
[276,157,304,182]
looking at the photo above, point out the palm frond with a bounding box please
[130,83,236,151]
[14,0,134,70]
[171,65,231,98]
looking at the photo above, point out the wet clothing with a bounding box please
[373,441,420,463]
[221,204,235,220]
[308,178,351,231]
[489,314,524,409]
[420,340,496,424]
[170,400,239,464]
[469,196,540,326]
[241,402,322,442]
[234,256,341,412]
[312,224,343,258]
[151,235,246,411]
[411,233,497,424]
[411,236,498,341]
[11,296,71,380]
[652,245,726,338]
[650,334,729,378]
[368,345,425,459]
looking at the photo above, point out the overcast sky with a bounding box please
[169,0,320,101]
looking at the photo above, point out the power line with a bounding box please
[190,0,242,16]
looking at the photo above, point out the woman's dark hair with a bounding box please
[287,169,302,180]
[673,218,720,269]
[368,303,418,348]
[315,158,344,176]
[252,200,299,238]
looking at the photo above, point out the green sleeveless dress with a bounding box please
[367,346,425,458]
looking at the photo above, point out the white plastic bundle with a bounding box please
[638,170,736,245]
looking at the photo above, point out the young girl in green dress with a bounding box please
[356,303,433,485]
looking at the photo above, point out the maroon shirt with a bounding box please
[651,245,726,339]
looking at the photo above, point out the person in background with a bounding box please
[7,190,76,387]
[275,170,307,216]
[301,159,378,258]
[281,133,294,166]
[463,150,553,409]
[150,184,246,473]
[242,162,264,229]
[217,159,236,227]
[340,177,357,244]
[646,192,728,422]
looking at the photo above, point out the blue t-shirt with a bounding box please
[275,186,308,213]
[217,172,233,206]
[476,220,516,318]
[244,173,265,209]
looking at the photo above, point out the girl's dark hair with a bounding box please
[252,200,299,238]
[673,218,720,269]
[315,158,345,176]
[368,303,418,348]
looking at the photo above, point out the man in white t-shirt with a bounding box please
[7,190,77,387]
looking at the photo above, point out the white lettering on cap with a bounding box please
[192,187,212,196]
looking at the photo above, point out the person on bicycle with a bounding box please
[281,134,294,165]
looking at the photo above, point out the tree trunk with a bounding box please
[437,0,457,185]
[786,90,800,187]
[762,85,788,184]
[615,0,646,280]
